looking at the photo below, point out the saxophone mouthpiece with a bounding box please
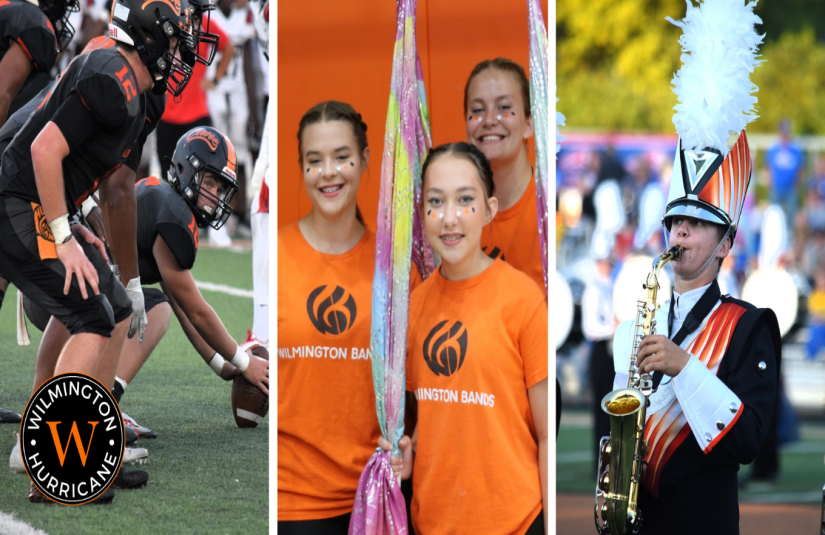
[669,245,684,260]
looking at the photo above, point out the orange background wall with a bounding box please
[278,0,544,230]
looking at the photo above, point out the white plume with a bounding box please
[556,90,565,156]
[668,0,763,153]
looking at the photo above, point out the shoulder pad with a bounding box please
[75,49,141,127]
[1,2,58,72]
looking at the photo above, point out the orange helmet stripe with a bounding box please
[222,133,236,172]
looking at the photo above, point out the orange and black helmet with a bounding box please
[39,0,80,52]
[108,0,196,96]
[169,126,239,230]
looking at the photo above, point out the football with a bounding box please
[231,345,269,428]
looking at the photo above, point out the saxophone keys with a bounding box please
[598,471,610,492]
[600,441,612,465]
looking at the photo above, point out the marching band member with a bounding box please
[611,2,780,532]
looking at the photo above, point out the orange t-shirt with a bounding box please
[406,259,548,535]
[481,179,545,290]
[277,223,381,520]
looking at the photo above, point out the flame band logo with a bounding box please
[423,320,468,377]
[306,285,357,335]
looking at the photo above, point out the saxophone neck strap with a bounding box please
[653,279,722,391]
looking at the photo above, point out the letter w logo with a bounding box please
[46,421,99,467]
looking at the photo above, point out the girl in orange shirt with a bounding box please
[383,143,549,535]
[278,101,382,534]
[465,58,544,290]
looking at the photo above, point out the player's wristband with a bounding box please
[81,196,97,218]
[208,353,226,376]
[49,214,72,244]
[229,345,250,372]
[125,277,142,292]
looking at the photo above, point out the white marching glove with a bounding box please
[125,277,148,342]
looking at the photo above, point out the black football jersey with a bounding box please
[76,36,167,171]
[135,177,199,285]
[0,47,145,214]
[0,0,57,76]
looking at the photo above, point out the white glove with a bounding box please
[125,277,148,342]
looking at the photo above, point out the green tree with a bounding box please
[751,28,825,134]
[558,0,825,134]
[557,0,683,131]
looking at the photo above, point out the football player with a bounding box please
[0,0,195,503]
[113,127,269,406]
[20,127,269,428]
[0,0,78,126]
[0,0,80,370]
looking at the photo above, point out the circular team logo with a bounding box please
[21,374,124,505]
[423,320,468,377]
[306,285,357,335]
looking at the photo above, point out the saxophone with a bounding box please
[820,482,824,535]
[594,245,683,535]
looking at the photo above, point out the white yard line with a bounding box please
[0,512,49,535]
[194,280,253,299]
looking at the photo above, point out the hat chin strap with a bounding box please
[675,225,732,282]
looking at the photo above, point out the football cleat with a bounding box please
[125,425,139,445]
[113,469,149,489]
[0,407,21,423]
[9,432,24,474]
[124,447,148,466]
[123,413,158,439]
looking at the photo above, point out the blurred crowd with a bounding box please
[557,121,825,362]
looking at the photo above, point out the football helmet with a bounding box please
[169,127,239,230]
[107,0,196,96]
[39,0,80,52]
[188,0,218,66]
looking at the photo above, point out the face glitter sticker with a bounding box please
[468,114,483,123]
[456,210,462,217]
[307,168,322,175]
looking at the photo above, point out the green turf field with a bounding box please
[0,247,268,535]
[557,409,825,503]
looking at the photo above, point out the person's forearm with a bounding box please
[183,298,238,358]
[539,437,548,532]
[164,286,217,361]
[32,133,69,224]
[101,168,138,283]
